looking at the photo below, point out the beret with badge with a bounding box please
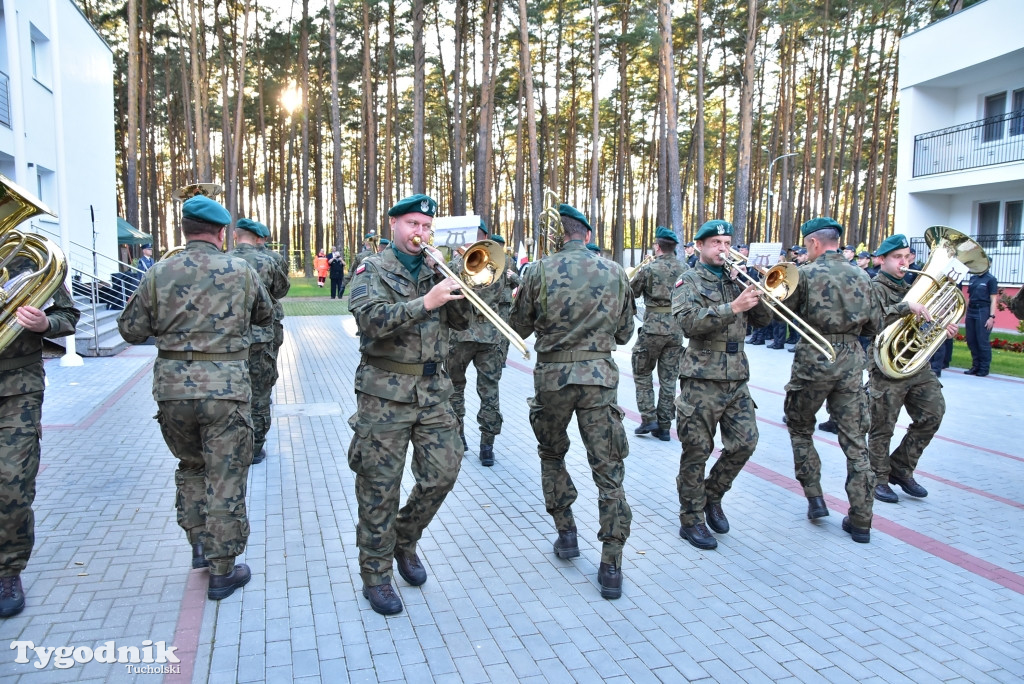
[558,203,592,233]
[388,194,436,218]
[873,234,910,257]
[694,219,733,241]
[799,216,844,238]
[655,226,678,243]
[182,195,231,226]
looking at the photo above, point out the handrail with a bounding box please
[68,264,101,353]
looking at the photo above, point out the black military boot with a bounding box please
[597,562,623,600]
[395,551,427,586]
[207,563,251,600]
[680,522,718,550]
[0,575,25,618]
[479,441,495,467]
[252,447,267,464]
[459,429,467,450]
[874,484,899,504]
[889,473,928,498]
[704,501,730,534]
[634,421,659,436]
[817,420,838,434]
[553,527,580,559]
[842,516,871,543]
[362,583,403,615]
[655,425,671,442]
[192,542,209,569]
[807,496,829,519]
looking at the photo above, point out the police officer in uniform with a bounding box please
[631,226,686,441]
[672,220,771,550]
[230,218,290,464]
[0,269,79,618]
[118,195,274,600]
[868,234,955,504]
[346,194,471,616]
[783,217,882,543]
[964,262,998,377]
[447,221,518,466]
[510,203,635,600]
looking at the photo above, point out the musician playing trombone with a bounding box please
[672,220,771,550]
[346,194,471,616]
[867,234,955,504]
[631,227,687,441]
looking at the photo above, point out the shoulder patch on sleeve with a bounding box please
[675,278,684,288]
[355,264,366,275]
[350,284,368,300]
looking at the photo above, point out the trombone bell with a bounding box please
[461,240,506,287]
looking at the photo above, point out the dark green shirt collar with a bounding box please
[390,243,423,280]
[699,261,725,279]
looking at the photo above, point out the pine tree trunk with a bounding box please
[733,0,759,242]
[412,0,425,193]
[518,0,542,256]
[327,0,345,250]
[362,0,378,237]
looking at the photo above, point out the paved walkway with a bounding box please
[1,315,1023,683]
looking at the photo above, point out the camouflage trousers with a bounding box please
[675,379,757,527]
[0,391,43,575]
[868,369,945,481]
[784,373,875,528]
[527,385,631,567]
[347,393,463,586]
[157,399,254,575]
[249,342,279,457]
[448,341,504,444]
[631,329,682,429]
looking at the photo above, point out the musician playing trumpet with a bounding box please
[346,194,471,616]
[672,220,771,550]
[867,234,955,504]
[631,227,687,441]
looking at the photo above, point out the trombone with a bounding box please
[720,248,836,363]
[413,236,531,359]
[626,253,654,283]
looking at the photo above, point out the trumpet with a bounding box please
[721,248,836,363]
[626,254,655,283]
[412,235,531,359]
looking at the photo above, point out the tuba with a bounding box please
[537,189,563,258]
[0,175,68,353]
[874,226,988,379]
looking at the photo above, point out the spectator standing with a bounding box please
[964,262,999,377]
[328,247,346,299]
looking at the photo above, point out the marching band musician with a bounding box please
[346,194,471,616]
[868,234,954,504]
[631,226,687,441]
[510,203,635,600]
[672,220,771,550]
[783,217,882,543]
[488,233,522,363]
[351,232,378,272]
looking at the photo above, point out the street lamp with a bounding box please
[766,152,798,244]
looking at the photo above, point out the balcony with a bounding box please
[0,70,10,129]
[910,233,1023,286]
[913,111,1024,177]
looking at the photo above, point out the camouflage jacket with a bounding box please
[447,252,520,344]
[510,240,635,390]
[0,259,79,397]
[868,272,926,380]
[348,247,471,406]
[672,262,772,381]
[260,246,289,326]
[631,253,687,336]
[351,248,374,273]
[788,251,882,382]
[117,240,274,402]
[230,243,290,344]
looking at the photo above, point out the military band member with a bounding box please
[447,221,517,466]
[230,219,291,465]
[672,220,771,550]
[118,195,274,600]
[489,233,522,362]
[0,273,79,618]
[255,227,290,387]
[868,234,954,503]
[631,226,686,441]
[352,233,377,272]
[510,203,635,600]
[346,194,471,616]
[782,217,882,543]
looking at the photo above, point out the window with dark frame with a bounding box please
[1006,201,1023,247]
[1011,89,1024,137]
[983,92,1007,143]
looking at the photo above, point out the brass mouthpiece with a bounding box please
[412,236,422,245]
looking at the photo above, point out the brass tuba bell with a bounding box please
[0,175,68,353]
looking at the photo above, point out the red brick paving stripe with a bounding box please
[164,568,206,684]
[915,470,1024,510]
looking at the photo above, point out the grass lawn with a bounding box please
[281,276,350,316]
[949,327,1024,378]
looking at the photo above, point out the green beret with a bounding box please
[182,195,231,226]
[655,226,678,243]
[800,216,844,238]
[490,234,505,245]
[364,232,377,241]
[586,242,601,253]
[694,220,733,241]
[874,234,910,256]
[558,203,592,232]
[479,218,488,233]
[379,238,391,247]
[236,218,263,236]
[388,194,436,218]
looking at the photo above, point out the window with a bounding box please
[978,202,1000,243]
[1011,89,1024,137]
[1007,201,1023,247]
[29,24,49,86]
[34,165,54,207]
[982,93,1006,143]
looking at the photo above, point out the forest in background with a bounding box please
[78,0,971,274]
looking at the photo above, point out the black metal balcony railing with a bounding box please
[913,110,1024,177]
[910,234,1023,286]
[0,71,10,129]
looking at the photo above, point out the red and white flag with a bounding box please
[517,241,529,267]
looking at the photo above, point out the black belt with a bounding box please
[364,356,438,376]
[536,350,611,362]
[968,302,990,309]
[0,352,42,371]
[158,350,249,361]
[687,339,743,354]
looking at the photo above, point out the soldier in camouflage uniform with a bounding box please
[672,220,772,551]
[489,234,522,362]
[230,218,291,465]
[254,229,290,387]
[118,195,274,600]
[346,194,471,616]
[0,270,78,618]
[351,233,378,273]
[783,217,882,543]
[867,234,955,504]
[447,223,519,466]
[631,226,687,441]
[510,203,635,600]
